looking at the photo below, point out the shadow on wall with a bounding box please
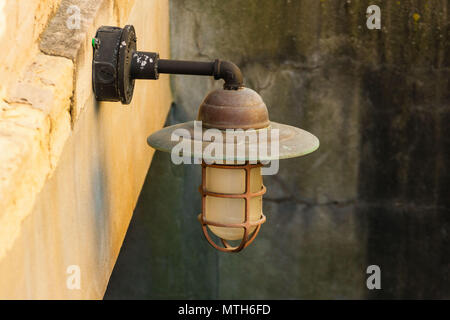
[105,0,449,299]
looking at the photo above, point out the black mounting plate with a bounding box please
[92,25,137,104]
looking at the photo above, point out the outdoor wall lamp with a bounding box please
[92,25,319,252]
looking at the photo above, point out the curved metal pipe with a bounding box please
[129,52,244,90]
[213,59,244,90]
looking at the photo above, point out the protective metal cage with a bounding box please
[198,161,267,252]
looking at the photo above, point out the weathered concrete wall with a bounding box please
[106,0,449,299]
[0,0,171,299]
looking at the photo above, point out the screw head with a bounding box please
[92,38,100,50]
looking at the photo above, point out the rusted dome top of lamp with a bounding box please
[198,87,270,130]
[147,87,320,162]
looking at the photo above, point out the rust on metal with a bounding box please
[198,161,267,252]
[197,87,270,130]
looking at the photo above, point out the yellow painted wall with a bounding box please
[0,0,171,299]
[0,0,61,98]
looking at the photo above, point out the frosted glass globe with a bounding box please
[205,166,263,240]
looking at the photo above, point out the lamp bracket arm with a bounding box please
[92,25,243,104]
[130,52,243,90]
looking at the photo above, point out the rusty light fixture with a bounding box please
[92,25,319,252]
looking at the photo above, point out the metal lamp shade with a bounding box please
[147,120,319,162]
